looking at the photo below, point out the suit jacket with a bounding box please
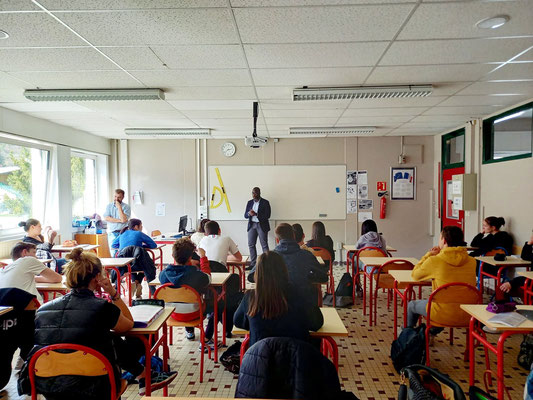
[244,198,271,233]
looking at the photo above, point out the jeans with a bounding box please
[407,299,444,335]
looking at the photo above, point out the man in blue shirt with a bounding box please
[103,189,131,251]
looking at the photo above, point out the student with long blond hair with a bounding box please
[234,251,323,347]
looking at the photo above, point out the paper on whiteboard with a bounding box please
[155,202,166,217]
[358,184,368,200]
[452,180,462,195]
[347,185,357,200]
[347,200,357,214]
[358,211,373,222]
[357,170,368,185]
[359,199,373,210]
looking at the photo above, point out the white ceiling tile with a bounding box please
[0,71,34,89]
[189,118,258,127]
[234,4,415,43]
[262,109,343,118]
[8,71,142,89]
[231,0,414,5]
[256,87,292,101]
[456,81,533,95]
[0,13,85,47]
[244,42,388,68]
[399,1,533,40]
[0,90,31,103]
[167,100,254,110]
[180,110,255,118]
[265,117,339,125]
[26,111,101,121]
[164,86,255,100]
[347,96,447,108]
[130,70,252,87]
[343,107,428,117]
[75,100,176,113]
[260,100,351,110]
[251,67,371,86]
[39,0,227,9]
[484,62,533,81]
[0,1,41,11]
[0,47,117,72]
[151,45,247,69]
[0,102,92,112]
[388,129,442,136]
[422,105,503,116]
[409,115,473,124]
[366,64,494,84]
[431,83,472,96]
[380,38,533,65]
[337,115,413,125]
[400,121,460,128]
[59,9,238,46]
[98,47,166,70]
[119,118,197,128]
[516,48,533,62]
[438,94,527,106]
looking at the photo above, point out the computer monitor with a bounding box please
[178,215,188,234]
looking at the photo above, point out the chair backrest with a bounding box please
[380,259,414,274]
[151,230,161,237]
[154,283,202,305]
[427,282,481,327]
[310,247,331,262]
[484,247,508,256]
[28,343,117,400]
[355,246,388,266]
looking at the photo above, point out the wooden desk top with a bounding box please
[460,304,533,331]
[518,271,533,280]
[101,257,135,267]
[475,256,530,267]
[128,306,174,335]
[227,255,249,265]
[51,244,99,252]
[360,257,419,267]
[388,269,430,284]
[343,244,397,252]
[0,306,13,316]
[233,307,348,337]
[36,280,68,291]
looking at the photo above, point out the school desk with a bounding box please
[0,306,13,316]
[461,304,533,400]
[388,268,430,339]
[146,243,166,272]
[232,307,348,370]
[475,256,531,297]
[227,255,249,289]
[126,306,174,397]
[518,271,533,304]
[50,243,99,257]
[36,279,69,303]
[101,257,136,306]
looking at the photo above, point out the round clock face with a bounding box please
[221,142,236,157]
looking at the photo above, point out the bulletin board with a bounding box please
[208,165,346,220]
[391,167,416,200]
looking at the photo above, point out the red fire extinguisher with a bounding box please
[379,191,388,219]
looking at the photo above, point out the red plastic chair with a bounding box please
[371,259,415,326]
[310,247,335,306]
[424,282,484,367]
[352,246,388,312]
[28,343,127,400]
[154,283,211,383]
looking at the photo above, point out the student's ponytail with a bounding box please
[18,218,40,232]
[64,248,102,289]
[485,216,505,230]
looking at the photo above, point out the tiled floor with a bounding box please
[1,268,528,399]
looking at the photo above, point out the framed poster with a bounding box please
[391,167,416,200]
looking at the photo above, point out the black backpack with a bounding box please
[323,273,354,308]
[391,324,426,373]
[220,340,241,374]
[518,333,533,370]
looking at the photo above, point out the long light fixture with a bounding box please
[289,127,375,137]
[24,88,165,102]
[293,85,433,101]
[125,128,211,137]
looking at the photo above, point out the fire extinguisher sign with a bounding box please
[377,181,387,191]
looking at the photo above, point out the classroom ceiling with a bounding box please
[0,0,532,139]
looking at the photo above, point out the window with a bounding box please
[483,102,533,164]
[0,139,50,235]
[441,129,465,169]
[71,152,97,219]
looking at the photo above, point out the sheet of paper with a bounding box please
[453,197,462,210]
[347,185,357,200]
[452,180,462,195]
[347,170,357,185]
[347,200,357,214]
[358,211,373,222]
[358,184,368,199]
[155,202,166,217]
[358,199,373,210]
[357,170,368,185]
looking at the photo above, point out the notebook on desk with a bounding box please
[130,301,164,328]
[488,312,527,327]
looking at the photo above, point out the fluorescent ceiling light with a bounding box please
[289,127,375,137]
[476,15,509,29]
[293,85,432,101]
[125,128,211,137]
[0,30,9,40]
[494,110,525,124]
[24,88,164,102]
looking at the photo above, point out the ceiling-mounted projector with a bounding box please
[245,101,268,148]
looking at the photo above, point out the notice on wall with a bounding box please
[391,167,416,200]
[358,211,373,222]
[347,185,357,200]
[453,197,463,210]
[155,202,166,217]
[358,184,368,200]
[357,170,368,185]
[347,170,357,185]
[358,199,373,210]
[347,200,357,214]
[452,180,462,195]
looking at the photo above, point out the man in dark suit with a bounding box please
[244,187,271,271]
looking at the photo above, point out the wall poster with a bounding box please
[391,167,416,200]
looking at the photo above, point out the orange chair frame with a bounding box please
[352,246,388,312]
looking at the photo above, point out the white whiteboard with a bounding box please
[208,165,346,220]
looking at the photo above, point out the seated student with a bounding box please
[234,251,324,347]
[356,219,387,273]
[499,231,532,300]
[0,242,62,304]
[190,218,210,247]
[292,223,313,253]
[112,218,157,299]
[22,248,177,398]
[20,219,67,274]
[407,226,476,337]
[159,239,211,341]
[470,216,513,257]
[198,220,242,268]
[306,221,335,266]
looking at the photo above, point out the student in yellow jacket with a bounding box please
[407,226,477,334]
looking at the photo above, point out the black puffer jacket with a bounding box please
[235,337,359,400]
[118,245,156,282]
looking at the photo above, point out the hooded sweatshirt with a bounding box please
[356,231,387,253]
[411,247,477,327]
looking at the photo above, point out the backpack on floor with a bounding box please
[220,340,241,375]
[468,386,497,400]
[323,272,354,308]
[518,334,533,370]
[391,324,426,373]
[398,364,466,400]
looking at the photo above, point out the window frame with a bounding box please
[70,149,99,219]
[482,101,533,165]
[441,128,465,170]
